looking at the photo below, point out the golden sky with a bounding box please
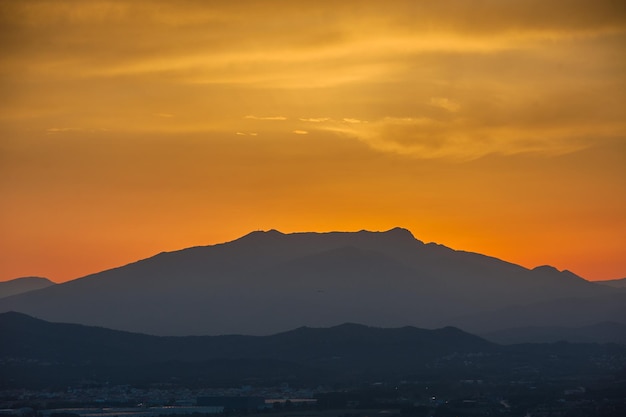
[1,0,625,282]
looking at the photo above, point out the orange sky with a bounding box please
[1,0,625,283]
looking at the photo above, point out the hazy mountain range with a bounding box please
[482,322,626,345]
[0,228,624,336]
[0,311,496,387]
[595,277,626,289]
[3,312,625,389]
[0,277,55,299]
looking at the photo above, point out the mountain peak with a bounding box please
[349,227,423,246]
[533,265,560,273]
[236,227,421,248]
[236,229,285,243]
[532,265,587,283]
[246,229,285,237]
[381,227,417,240]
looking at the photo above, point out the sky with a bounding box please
[1,0,625,283]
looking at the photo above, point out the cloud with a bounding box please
[244,115,288,121]
[293,130,309,135]
[299,117,330,122]
[429,97,460,112]
[320,116,597,159]
[45,127,111,135]
[3,1,624,147]
[46,127,83,133]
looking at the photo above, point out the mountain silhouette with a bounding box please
[0,312,492,363]
[3,312,625,390]
[0,277,55,299]
[0,312,496,387]
[0,228,622,336]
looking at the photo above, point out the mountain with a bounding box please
[0,312,495,388]
[0,277,55,299]
[0,228,622,336]
[482,322,626,345]
[0,311,492,363]
[450,291,626,333]
[3,312,625,390]
[595,277,626,289]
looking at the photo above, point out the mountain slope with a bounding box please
[482,322,626,344]
[0,228,619,336]
[452,292,626,333]
[0,277,55,299]
[595,277,626,289]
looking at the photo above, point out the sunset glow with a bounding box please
[1,0,625,282]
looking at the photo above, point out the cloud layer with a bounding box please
[2,0,624,159]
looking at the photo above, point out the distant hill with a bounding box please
[4,312,626,390]
[0,312,496,388]
[0,311,492,363]
[0,228,622,336]
[0,277,55,299]
[482,322,626,345]
[595,277,626,289]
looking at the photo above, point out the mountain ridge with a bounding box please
[3,312,625,390]
[0,311,493,373]
[0,277,55,299]
[0,228,621,336]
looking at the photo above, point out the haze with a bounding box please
[1,0,625,282]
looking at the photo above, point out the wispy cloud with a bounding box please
[429,97,460,112]
[293,130,309,135]
[320,116,596,159]
[46,127,83,133]
[299,117,330,122]
[244,115,288,121]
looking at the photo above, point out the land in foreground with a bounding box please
[1,313,625,416]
